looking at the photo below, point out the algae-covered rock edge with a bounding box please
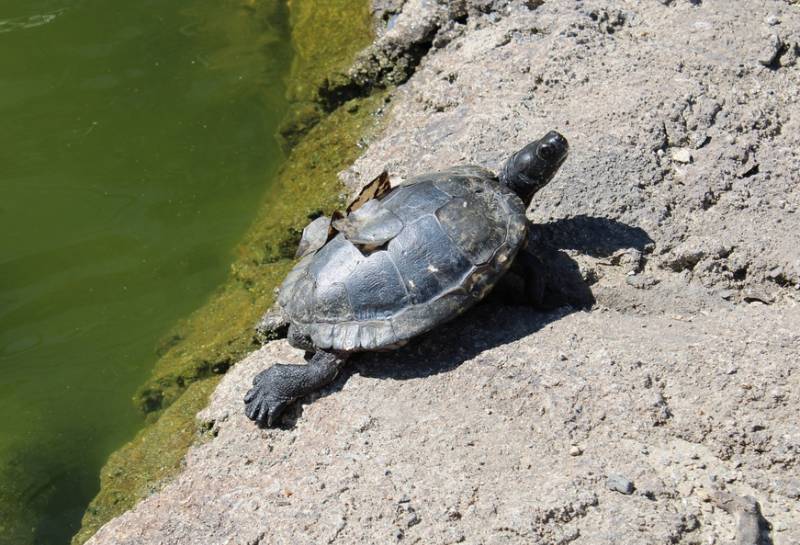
[72,1,386,542]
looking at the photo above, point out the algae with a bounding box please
[278,0,373,147]
[73,0,385,542]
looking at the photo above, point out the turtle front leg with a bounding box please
[244,350,348,426]
[514,248,548,307]
[490,248,548,307]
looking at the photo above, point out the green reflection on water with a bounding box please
[0,0,292,542]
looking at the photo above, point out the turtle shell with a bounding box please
[278,166,528,352]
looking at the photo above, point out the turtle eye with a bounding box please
[538,144,556,161]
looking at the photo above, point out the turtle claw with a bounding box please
[244,365,295,426]
[244,383,291,426]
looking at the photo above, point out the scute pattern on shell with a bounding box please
[278,167,527,352]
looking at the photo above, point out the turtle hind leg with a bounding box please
[255,304,290,343]
[286,324,315,353]
[244,350,348,427]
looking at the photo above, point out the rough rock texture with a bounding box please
[87,1,800,544]
[87,306,799,545]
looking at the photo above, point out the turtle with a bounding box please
[245,130,569,426]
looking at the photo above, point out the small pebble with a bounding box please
[671,148,693,163]
[691,132,710,149]
[758,33,784,66]
[569,445,583,456]
[607,474,635,495]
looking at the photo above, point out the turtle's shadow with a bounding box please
[278,215,653,427]
[354,303,570,382]
[531,214,654,257]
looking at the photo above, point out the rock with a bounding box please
[671,148,693,163]
[85,304,800,545]
[690,131,710,149]
[610,248,643,273]
[677,481,695,497]
[742,288,774,304]
[569,445,583,456]
[758,33,784,66]
[712,490,773,545]
[607,474,635,495]
[626,274,660,289]
[660,236,733,272]
[696,487,712,502]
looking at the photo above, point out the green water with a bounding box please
[0,0,292,542]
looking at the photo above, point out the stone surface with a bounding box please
[87,306,800,545]
[86,1,800,544]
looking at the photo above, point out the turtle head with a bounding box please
[500,131,569,206]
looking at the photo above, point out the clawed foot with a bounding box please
[244,365,295,426]
[244,351,347,427]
